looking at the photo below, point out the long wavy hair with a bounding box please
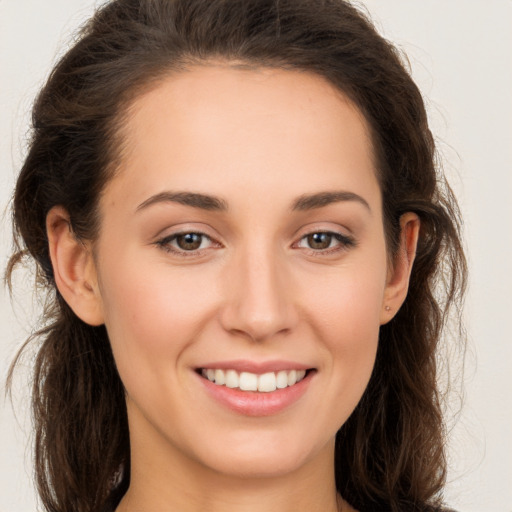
[6,1,466,511]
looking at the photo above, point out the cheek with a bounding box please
[97,253,219,380]
[321,282,382,370]
[302,258,387,342]
[298,252,387,393]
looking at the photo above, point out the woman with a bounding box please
[6,0,466,511]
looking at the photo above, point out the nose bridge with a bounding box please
[220,238,296,342]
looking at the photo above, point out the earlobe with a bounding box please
[46,206,104,326]
[380,212,420,325]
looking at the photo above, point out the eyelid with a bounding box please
[152,224,356,257]
[292,228,357,255]
[155,228,222,257]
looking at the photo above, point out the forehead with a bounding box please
[104,65,380,213]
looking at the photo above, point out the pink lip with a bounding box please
[197,359,312,373]
[196,366,315,417]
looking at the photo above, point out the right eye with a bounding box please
[156,232,216,255]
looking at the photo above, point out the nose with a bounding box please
[219,245,298,343]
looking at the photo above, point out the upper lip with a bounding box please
[196,359,314,374]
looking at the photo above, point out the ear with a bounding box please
[380,212,420,325]
[46,206,104,326]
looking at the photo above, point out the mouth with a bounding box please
[195,364,316,416]
[198,368,312,393]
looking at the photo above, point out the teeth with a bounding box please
[201,368,308,392]
[225,369,239,388]
[214,369,225,385]
[239,372,258,391]
[258,372,277,392]
[276,370,288,389]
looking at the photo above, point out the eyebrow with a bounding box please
[291,191,371,212]
[136,189,370,214]
[136,191,228,212]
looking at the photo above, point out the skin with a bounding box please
[47,65,419,512]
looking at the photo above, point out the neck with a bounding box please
[116,435,344,512]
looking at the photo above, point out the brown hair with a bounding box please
[6,1,466,511]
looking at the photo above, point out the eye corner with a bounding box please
[293,230,357,256]
[154,230,222,258]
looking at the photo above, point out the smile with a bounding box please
[197,365,315,416]
[200,368,307,393]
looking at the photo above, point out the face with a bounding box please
[92,65,393,480]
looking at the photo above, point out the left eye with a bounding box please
[297,232,353,251]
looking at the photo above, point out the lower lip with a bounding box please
[197,371,314,417]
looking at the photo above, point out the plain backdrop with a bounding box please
[1,1,511,511]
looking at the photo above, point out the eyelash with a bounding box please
[156,232,218,256]
[155,230,356,257]
[294,231,356,255]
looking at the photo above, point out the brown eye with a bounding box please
[156,231,218,256]
[295,231,356,254]
[175,233,204,250]
[306,232,333,250]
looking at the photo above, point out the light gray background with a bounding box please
[1,1,511,511]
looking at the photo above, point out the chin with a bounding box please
[206,453,310,480]
[189,429,332,480]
